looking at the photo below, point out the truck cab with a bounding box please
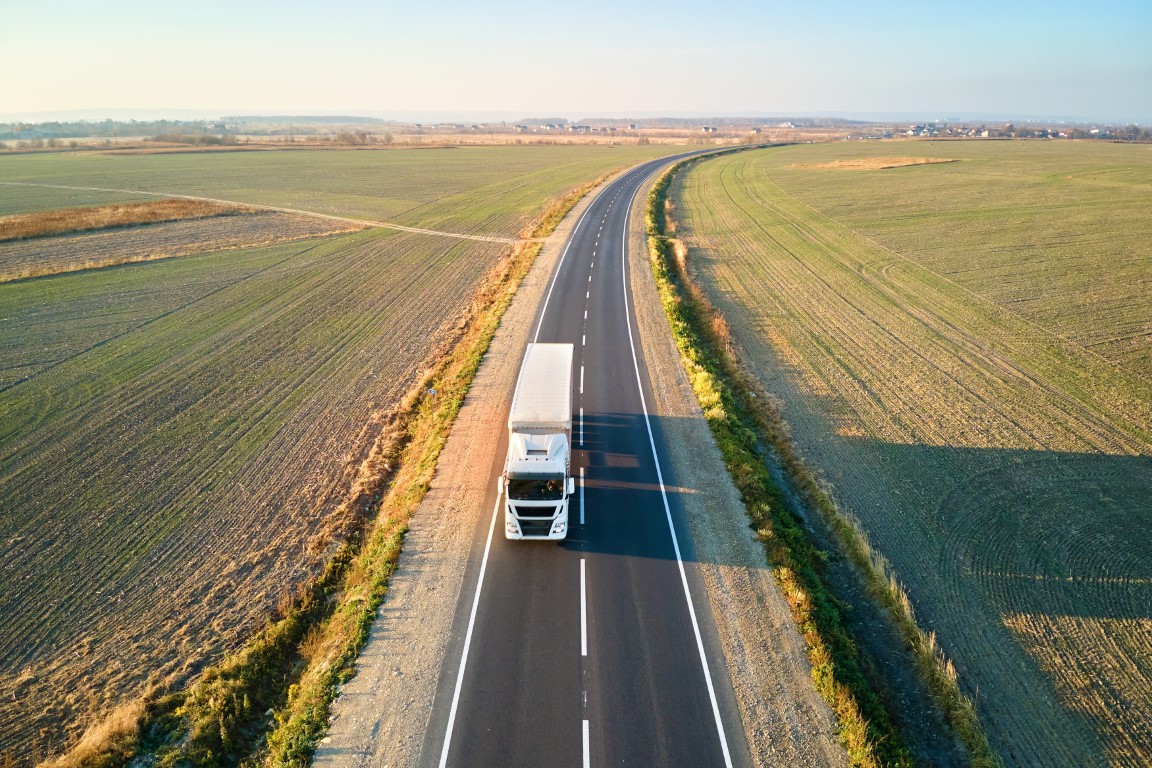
[503,432,574,539]
[502,343,574,540]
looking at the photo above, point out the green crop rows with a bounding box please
[0,145,676,235]
[0,144,681,762]
[673,141,1152,767]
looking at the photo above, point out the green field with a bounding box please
[671,141,1152,766]
[0,145,675,235]
[0,144,682,761]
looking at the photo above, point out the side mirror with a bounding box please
[566,477,576,496]
[497,477,505,495]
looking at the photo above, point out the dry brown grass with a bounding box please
[37,701,144,768]
[795,157,958,170]
[0,199,245,241]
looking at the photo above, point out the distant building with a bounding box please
[701,126,717,133]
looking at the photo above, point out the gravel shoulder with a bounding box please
[315,164,846,767]
[626,174,846,768]
[312,174,605,768]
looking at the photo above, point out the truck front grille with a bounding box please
[518,519,555,536]
[516,506,559,537]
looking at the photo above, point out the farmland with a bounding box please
[0,199,245,243]
[670,141,1151,766]
[0,210,360,283]
[0,145,672,233]
[0,144,681,762]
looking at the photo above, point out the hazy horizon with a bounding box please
[2,0,1149,125]
[1,108,1142,127]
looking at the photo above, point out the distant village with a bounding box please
[873,123,1141,140]
[1,116,1148,150]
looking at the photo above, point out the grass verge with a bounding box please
[646,155,999,767]
[41,172,614,768]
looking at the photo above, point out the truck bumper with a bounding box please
[505,506,568,540]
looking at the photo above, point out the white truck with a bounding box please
[501,343,575,540]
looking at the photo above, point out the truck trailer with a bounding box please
[502,343,574,540]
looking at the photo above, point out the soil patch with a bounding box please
[796,157,958,170]
[0,210,362,282]
[0,198,244,241]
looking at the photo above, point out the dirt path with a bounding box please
[314,166,845,767]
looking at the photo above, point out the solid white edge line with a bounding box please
[438,161,697,768]
[442,170,627,768]
[583,719,591,768]
[619,179,735,768]
[438,487,504,768]
[580,558,588,656]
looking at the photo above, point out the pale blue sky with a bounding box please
[2,0,1149,122]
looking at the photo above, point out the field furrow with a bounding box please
[0,228,504,751]
[0,145,689,762]
[674,143,1152,767]
[0,210,360,282]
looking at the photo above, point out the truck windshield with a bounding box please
[507,475,565,501]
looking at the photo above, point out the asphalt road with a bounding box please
[419,155,753,768]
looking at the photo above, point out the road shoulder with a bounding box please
[626,172,848,768]
[313,176,606,768]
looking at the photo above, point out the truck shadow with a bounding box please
[559,409,1152,624]
[552,407,1152,763]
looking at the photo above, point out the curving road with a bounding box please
[419,155,754,768]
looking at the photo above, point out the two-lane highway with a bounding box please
[421,156,752,768]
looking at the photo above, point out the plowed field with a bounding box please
[0,210,359,282]
[0,144,682,762]
[671,142,1152,767]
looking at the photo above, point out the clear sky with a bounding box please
[3,0,1150,123]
